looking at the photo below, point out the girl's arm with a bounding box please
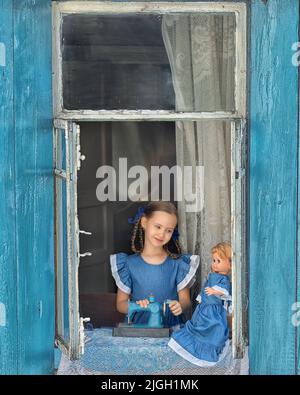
[178,287,191,311]
[116,288,130,314]
[169,287,191,316]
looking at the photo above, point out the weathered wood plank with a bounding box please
[14,0,54,374]
[297,2,300,376]
[249,0,299,375]
[0,0,18,375]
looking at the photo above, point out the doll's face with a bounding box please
[141,211,177,248]
[211,252,231,275]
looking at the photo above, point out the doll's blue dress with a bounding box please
[110,252,199,327]
[168,272,231,366]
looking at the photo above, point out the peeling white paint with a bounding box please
[0,42,6,67]
[0,303,6,327]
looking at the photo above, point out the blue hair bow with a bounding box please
[128,207,145,224]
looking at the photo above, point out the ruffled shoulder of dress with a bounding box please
[110,253,132,294]
[175,254,200,291]
[180,254,192,264]
[111,252,128,261]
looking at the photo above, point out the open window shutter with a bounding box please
[54,119,84,360]
[231,119,247,358]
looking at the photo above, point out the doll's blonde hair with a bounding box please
[211,242,232,262]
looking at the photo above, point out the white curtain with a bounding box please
[162,14,235,300]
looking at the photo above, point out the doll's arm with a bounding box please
[205,287,225,296]
[205,286,231,300]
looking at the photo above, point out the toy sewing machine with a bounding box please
[112,295,172,338]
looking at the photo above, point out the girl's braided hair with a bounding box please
[130,201,182,259]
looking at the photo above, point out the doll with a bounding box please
[168,242,232,366]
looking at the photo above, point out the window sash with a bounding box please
[54,120,81,360]
[52,1,247,119]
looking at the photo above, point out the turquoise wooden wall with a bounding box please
[249,0,299,375]
[0,0,299,375]
[0,0,54,374]
[0,0,18,375]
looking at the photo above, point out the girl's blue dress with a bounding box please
[110,252,199,327]
[168,272,231,366]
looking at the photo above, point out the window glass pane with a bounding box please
[62,14,174,110]
[61,13,236,111]
[56,177,70,343]
[163,14,236,112]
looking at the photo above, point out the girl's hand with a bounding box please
[169,300,183,316]
[205,287,223,296]
[136,299,150,308]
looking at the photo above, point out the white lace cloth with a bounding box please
[57,328,249,375]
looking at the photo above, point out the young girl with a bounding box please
[110,201,199,327]
[168,242,232,365]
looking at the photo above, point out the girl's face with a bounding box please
[211,252,231,275]
[141,211,177,249]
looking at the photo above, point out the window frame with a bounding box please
[52,1,248,361]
